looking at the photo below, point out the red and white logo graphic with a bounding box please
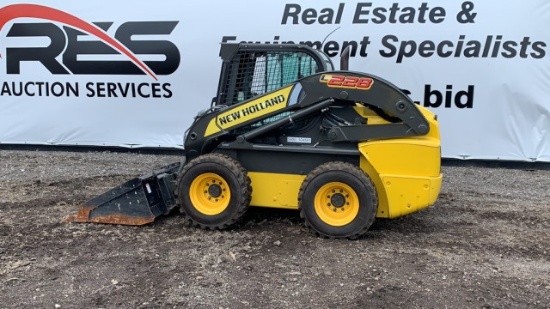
[0,4,180,80]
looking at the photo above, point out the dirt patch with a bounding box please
[0,150,549,308]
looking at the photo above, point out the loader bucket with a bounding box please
[64,162,181,225]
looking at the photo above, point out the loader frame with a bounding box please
[66,43,442,239]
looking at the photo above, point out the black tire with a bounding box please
[176,153,251,229]
[298,162,378,239]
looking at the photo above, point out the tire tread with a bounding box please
[298,161,378,239]
[176,153,251,230]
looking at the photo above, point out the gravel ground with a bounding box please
[0,150,549,308]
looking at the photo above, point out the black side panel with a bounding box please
[215,147,359,175]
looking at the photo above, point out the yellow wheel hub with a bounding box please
[314,182,359,226]
[189,173,231,215]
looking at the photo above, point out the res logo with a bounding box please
[320,74,374,90]
[0,4,180,80]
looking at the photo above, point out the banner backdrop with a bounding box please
[0,1,549,161]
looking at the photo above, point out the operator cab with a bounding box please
[214,43,335,107]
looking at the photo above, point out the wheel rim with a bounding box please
[189,173,231,215]
[314,182,359,226]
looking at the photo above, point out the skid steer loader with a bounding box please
[65,43,442,239]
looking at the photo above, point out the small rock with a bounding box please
[286,271,301,276]
[54,304,61,309]
[111,279,119,285]
[273,240,281,246]
[9,260,31,270]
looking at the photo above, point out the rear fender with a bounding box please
[359,107,442,218]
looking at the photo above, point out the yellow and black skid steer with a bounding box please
[65,43,442,239]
